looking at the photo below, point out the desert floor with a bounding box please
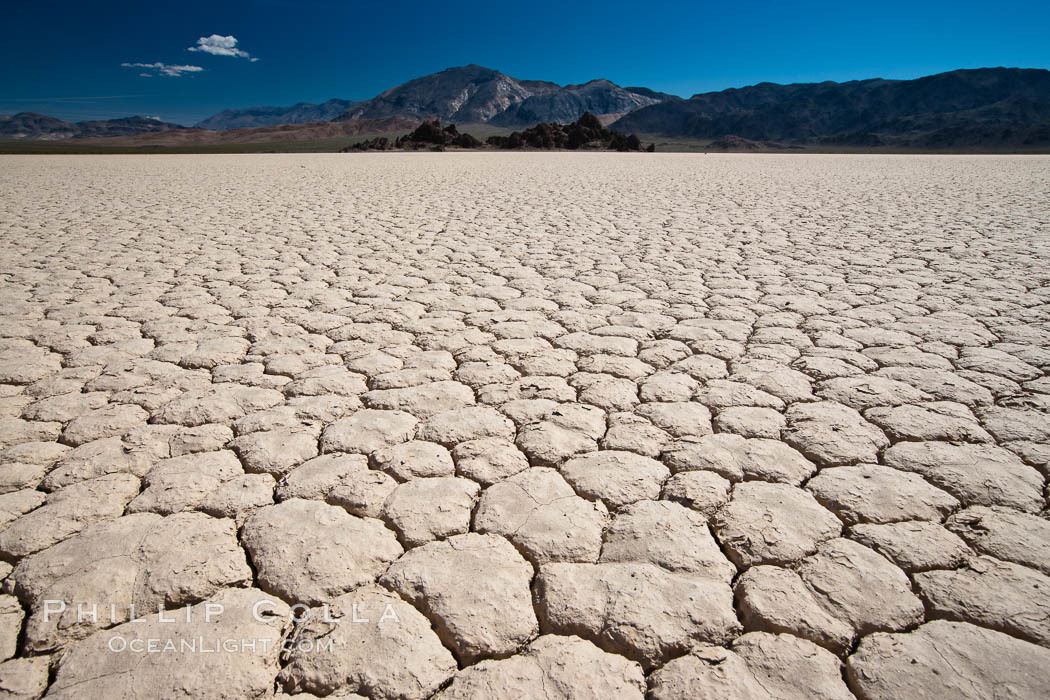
[1,153,1049,698]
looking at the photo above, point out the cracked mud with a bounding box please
[0,153,1049,698]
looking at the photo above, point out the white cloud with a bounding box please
[122,62,204,78]
[188,34,254,59]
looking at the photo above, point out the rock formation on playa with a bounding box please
[487,112,649,151]
[342,119,483,151]
[344,113,651,152]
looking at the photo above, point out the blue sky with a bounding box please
[3,0,1048,126]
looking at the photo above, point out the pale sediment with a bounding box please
[0,153,1048,698]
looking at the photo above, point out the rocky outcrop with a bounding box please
[487,112,648,151]
[343,119,484,151]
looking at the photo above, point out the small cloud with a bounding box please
[188,34,254,59]
[122,62,204,77]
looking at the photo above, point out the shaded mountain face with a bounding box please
[621,86,677,101]
[612,68,1050,147]
[0,113,186,140]
[76,116,190,138]
[0,113,78,140]
[195,99,356,130]
[333,65,672,125]
[487,79,667,127]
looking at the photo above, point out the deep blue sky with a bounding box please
[3,0,1048,126]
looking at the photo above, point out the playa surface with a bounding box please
[1,153,1049,698]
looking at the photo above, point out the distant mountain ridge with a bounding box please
[195,99,356,130]
[0,113,188,140]
[331,65,668,126]
[334,65,556,124]
[8,66,1050,148]
[76,117,421,148]
[611,67,1050,147]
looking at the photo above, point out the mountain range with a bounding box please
[74,117,421,148]
[0,113,188,140]
[195,98,356,130]
[328,65,669,127]
[612,67,1050,147]
[3,65,1049,148]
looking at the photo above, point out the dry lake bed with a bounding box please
[1,153,1049,698]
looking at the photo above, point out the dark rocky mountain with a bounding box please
[333,65,671,126]
[612,68,1050,147]
[0,112,187,140]
[620,86,677,101]
[195,99,356,130]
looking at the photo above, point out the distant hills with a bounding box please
[75,117,420,148]
[0,113,188,140]
[5,66,1049,149]
[611,67,1050,148]
[195,99,356,130]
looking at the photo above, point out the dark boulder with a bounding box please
[453,132,483,148]
[340,136,394,151]
[406,119,448,145]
